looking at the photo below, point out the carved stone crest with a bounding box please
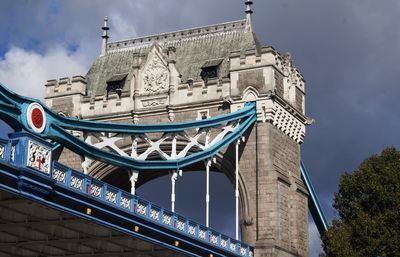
[27,140,51,174]
[142,54,169,95]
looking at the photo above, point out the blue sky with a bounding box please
[0,0,400,256]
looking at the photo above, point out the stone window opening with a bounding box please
[200,59,223,86]
[106,73,127,98]
[197,110,210,120]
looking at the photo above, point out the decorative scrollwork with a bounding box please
[120,196,131,209]
[70,175,83,191]
[53,169,67,184]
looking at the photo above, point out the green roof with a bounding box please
[86,20,259,96]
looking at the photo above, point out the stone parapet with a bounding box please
[45,75,87,98]
[230,47,306,115]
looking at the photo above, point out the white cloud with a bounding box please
[0,46,88,99]
[309,219,324,257]
[110,13,138,40]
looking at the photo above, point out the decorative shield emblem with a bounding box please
[27,103,46,133]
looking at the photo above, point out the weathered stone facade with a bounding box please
[45,11,310,257]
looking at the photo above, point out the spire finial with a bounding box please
[101,16,109,56]
[245,0,253,32]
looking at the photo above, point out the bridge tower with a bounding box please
[44,2,310,256]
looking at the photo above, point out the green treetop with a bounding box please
[322,147,400,257]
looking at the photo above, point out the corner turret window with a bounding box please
[106,73,127,98]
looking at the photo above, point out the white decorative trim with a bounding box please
[258,100,305,144]
[271,103,305,144]
[232,98,306,144]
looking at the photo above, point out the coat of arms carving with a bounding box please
[27,140,51,174]
[142,54,169,95]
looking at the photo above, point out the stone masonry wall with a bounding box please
[239,121,308,257]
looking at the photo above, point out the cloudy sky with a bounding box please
[1,0,399,256]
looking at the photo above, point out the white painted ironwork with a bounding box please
[79,120,240,169]
[129,170,139,195]
[210,234,218,245]
[0,144,4,159]
[240,246,247,256]
[70,175,83,191]
[205,159,211,227]
[235,136,245,240]
[106,190,117,204]
[230,243,237,252]
[53,169,67,184]
[171,169,182,212]
[199,229,207,240]
[137,203,147,216]
[176,220,185,231]
[90,183,102,198]
[205,157,216,228]
[151,208,160,220]
[162,213,172,225]
[221,238,228,248]
[10,145,15,162]
[120,196,131,209]
[188,224,196,236]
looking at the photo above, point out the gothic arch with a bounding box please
[242,87,259,102]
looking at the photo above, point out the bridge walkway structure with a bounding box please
[0,83,327,256]
[0,132,254,257]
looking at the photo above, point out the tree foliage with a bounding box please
[322,147,400,257]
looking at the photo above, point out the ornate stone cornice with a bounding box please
[232,97,306,144]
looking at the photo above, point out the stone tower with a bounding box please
[45,3,310,256]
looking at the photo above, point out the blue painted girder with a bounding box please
[300,160,328,235]
[0,83,257,170]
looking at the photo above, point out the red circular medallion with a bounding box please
[31,108,44,129]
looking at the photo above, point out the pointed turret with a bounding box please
[101,16,109,56]
[245,0,253,32]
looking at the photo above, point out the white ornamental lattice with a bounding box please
[106,190,117,204]
[221,238,228,248]
[199,229,206,240]
[120,196,131,209]
[53,169,67,184]
[70,175,83,191]
[10,145,15,162]
[151,209,160,220]
[137,203,147,216]
[240,247,247,256]
[0,144,4,159]
[90,184,102,198]
[176,220,185,231]
[188,225,196,236]
[82,120,240,168]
